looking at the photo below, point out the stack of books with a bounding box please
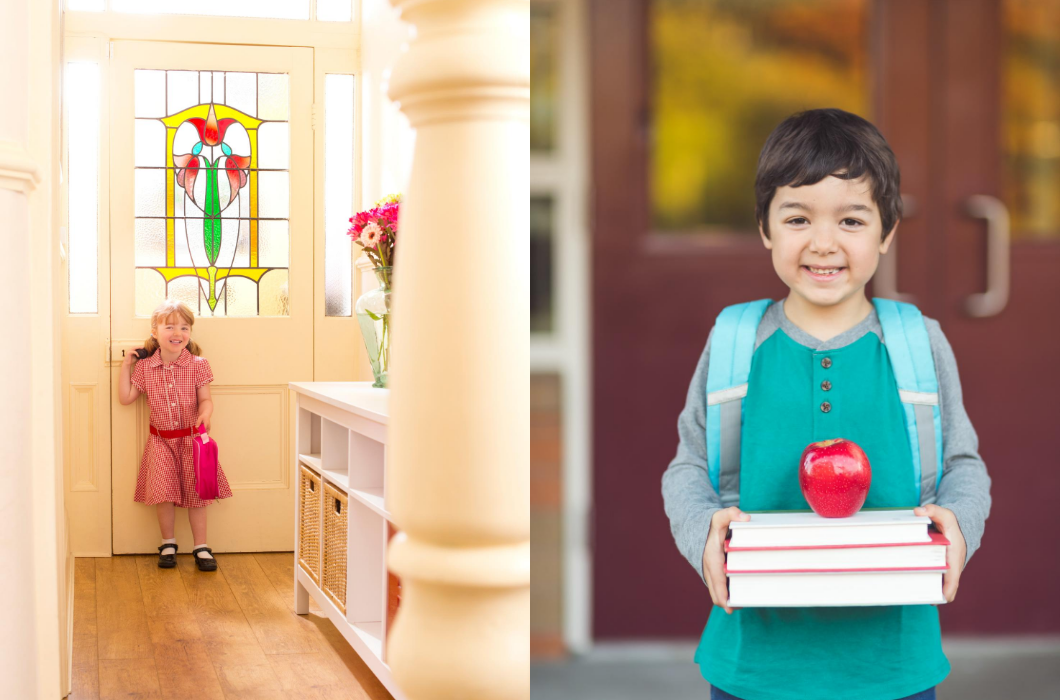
[725,509,949,607]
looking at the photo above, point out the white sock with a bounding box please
[195,544,214,559]
[160,538,176,556]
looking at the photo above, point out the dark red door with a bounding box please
[592,0,1060,640]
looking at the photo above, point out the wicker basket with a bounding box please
[297,466,322,585]
[322,482,349,613]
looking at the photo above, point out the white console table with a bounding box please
[289,382,405,700]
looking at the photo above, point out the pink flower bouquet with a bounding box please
[348,194,400,273]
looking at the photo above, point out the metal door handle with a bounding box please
[874,193,916,303]
[964,195,1010,318]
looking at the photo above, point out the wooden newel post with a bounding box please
[384,0,529,699]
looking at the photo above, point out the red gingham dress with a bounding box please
[130,348,233,508]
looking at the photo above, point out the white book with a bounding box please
[725,531,949,572]
[727,509,932,548]
[728,570,947,607]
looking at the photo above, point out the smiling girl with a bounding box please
[118,299,233,571]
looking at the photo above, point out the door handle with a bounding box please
[874,193,916,304]
[964,195,1010,318]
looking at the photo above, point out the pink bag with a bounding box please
[192,425,220,500]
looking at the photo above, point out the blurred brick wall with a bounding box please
[531,373,565,659]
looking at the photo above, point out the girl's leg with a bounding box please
[187,506,216,569]
[156,502,176,539]
[188,505,208,548]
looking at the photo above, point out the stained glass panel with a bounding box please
[134,69,291,317]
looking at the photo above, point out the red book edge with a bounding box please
[726,565,949,575]
[725,530,950,552]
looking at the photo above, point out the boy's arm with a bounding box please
[661,328,725,585]
[925,318,993,568]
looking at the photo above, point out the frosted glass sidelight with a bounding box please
[112,0,310,20]
[135,119,166,167]
[258,220,290,268]
[324,74,354,316]
[167,70,199,116]
[258,74,290,121]
[317,0,352,21]
[68,62,100,314]
[135,70,166,118]
[257,172,290,218]
[67,0,104,10]
[135,219,167,267]
[225,72,257,117]
[257,122,290,169]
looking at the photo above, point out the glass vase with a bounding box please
[356,266,392,388]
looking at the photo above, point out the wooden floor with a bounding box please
[71,553,395,700]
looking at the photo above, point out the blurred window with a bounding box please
[650,0,870,234]
[1004,0,1060,240]
[531,196,555,333]
[532,3,559,153]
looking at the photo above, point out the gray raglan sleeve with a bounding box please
[925,318,992,568]
[661,329,724,587]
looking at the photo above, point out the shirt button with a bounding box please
[821,380,832,391]
[821,357,832,369]
[821,401,832,413]
[171,403,176,407]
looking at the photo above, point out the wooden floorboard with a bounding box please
[72,558,100,700]
[254,552,321,613]
[74,555,393,700]
[95,556,155,661]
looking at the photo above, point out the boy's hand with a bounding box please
[914,504,966,603]
[702,506,751,614]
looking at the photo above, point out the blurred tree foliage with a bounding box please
[1004,0,1060,239]
[651,0,868,233]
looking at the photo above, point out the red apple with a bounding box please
[799,438,872,518]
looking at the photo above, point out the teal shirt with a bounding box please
[695,328,951,700]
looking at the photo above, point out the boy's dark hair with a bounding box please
[755,108,902,240]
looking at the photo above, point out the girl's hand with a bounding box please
[196,412,211,433]
[122,349,142,369]
[914,504,967,603]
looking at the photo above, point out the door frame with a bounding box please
[60,17,365,556]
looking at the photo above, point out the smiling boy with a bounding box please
[661,109,992,700]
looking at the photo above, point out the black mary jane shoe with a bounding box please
[191,546,218,572]
[157,543,178,568]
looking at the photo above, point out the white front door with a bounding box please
[109,41,313,553]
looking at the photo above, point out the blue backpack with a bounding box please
[705,298,943,508]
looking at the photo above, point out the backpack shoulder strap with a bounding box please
[705,299,772,505]
[871,298,944,505]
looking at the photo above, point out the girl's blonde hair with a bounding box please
[143,299,203,357]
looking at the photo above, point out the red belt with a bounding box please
[150,425,197,439]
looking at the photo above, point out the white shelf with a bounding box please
[298,453,322,471]
[321,468,349,491]
[349,487,388,520]
[353,621,384,660]
[291,382,401,700]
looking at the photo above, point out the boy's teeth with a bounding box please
[808,267,840,275]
